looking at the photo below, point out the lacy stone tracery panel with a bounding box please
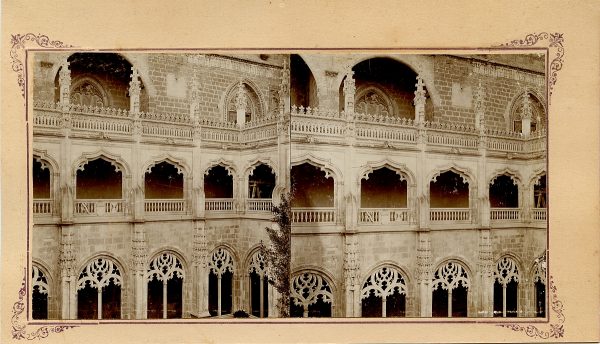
[291,272,333,309]
[360,266,407,300]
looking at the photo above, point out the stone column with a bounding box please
[59,225,76,319]
[416,230,432,317]
[343,70,355,114]
[414,75,427,124]
[414,75,429,229]
[477,229,494,317]
[192,221,210,317]
[521,93,532,137]
[58,58,71,107]
[130,67,145,219]
[58,57,74,222]
[235,81,247,128]
[475,82,489,228]
[131,222,148,319]
[129,67,141,113]
[343,233,360,317]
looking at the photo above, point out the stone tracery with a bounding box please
[291,272,333,312]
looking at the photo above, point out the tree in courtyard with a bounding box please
[260,192,292,317]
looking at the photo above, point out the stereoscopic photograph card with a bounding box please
[1,1,599,343]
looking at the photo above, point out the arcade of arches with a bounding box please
[31,52,547,319]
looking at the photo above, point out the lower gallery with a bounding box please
[29,51,547,319]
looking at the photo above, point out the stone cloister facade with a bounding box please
[30,52,547,320]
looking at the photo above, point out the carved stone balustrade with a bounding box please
[144,199,187,214]
[246,199,273,212]
[291,207,336,223]
[358,208,410,224]
[74,199,126,216]
[205,198,234,211]
[429,208,472,223]
[532,208,547,221]
[33,199,53,215]
[490,208,522,221]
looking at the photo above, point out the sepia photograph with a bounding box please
[30,51,547,320]
[2,1,599,343]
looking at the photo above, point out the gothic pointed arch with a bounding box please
[202,158,237,177]
[31,262,52,320]
[488,167,523,186]
[291,153,342,181]
[354,85,396,117]
[208,246,237,276]
[73,149,131,177]
[142,153,190,178]
[243,157,279,180]
[69,76,110,107]
[341,54,441,108]
[56,52,148,111]
[76,255,124,319]
[357,159,415,186]
[32,149,60,175]
[220,78,266,123]
[505,89,547,133]
[146,250,186,319]
[207,246,237,316]
[290,268,335,318]
[493,255,522,317]
[428,164,475,185]
[360,263,410,318]
[431,259,471,317]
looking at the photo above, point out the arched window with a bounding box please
[291,163,334,207]
[489,175,520,221]
[533,174,547,208]
[533,255,547,317]
[342,57,433,120]
[432,261,470,317]
[208,248,235,316]
[510,92,545,134]
[430,171,469,208]
[430,170,471,223]
[360,266,407,317]
[70,78,107,107]
[144,161,185,213]
[360,167,408,224]
[493,257,520,317]
[290,272,333,318]
[290,54,318,108]
[31,265,49,320]
[204,166,233,199]
[77,257,122,319]
[248,251,269,318]
[146,252,185,319]
[32,158,52,215]
[75,157,124,215]
[76,158,123,199]
[224,81,263,124]
[291,163,335,223]
[58,53,147,111]
[248,164,276,199]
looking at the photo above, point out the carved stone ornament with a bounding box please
[360,266,407,300]
[291,272,333,308]
[343,235,360,287]
[356,89,391,117]
[77,257,122,290]
[31,265,49,295]
[494,256,520,286]
[248,251,268,278]
[431,261,470,291]
[208,248,235,277]
[147,252,185,282]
